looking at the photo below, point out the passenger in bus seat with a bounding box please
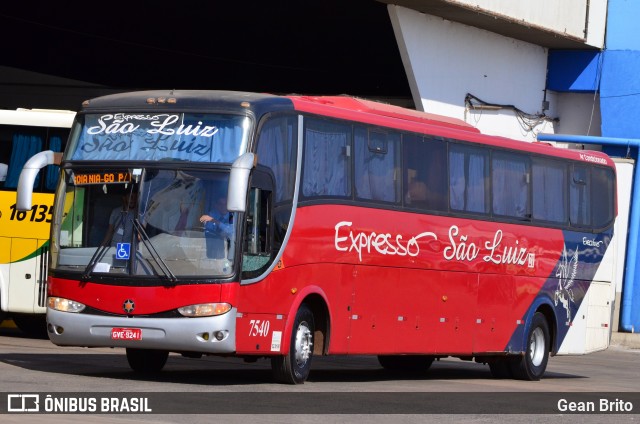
[405,179,428,205]
[406,176,446,210]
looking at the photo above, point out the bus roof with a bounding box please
[77,90,615,168]
[0,108,76,128]
[288,95,479,133]
[287,94,615,168]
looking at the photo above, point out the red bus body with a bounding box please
[34,91,616,383]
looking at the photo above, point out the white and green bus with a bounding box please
[0,108,75,336]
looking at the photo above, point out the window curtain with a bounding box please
[449,146,487,213]
[570,167,590,226]
[532,161,566,222]
[256,118,296,202]
[467,154,486,212]
[449,150,465,210]
[5,134,43,188]
[492,156,529,218]
[303,124,349,197]
[46,136,62,190]
[354,129,397,202]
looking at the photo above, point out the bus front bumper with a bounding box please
[46,307,237,354]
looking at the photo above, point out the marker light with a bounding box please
[178,303,231,317]
[48,297,86,313]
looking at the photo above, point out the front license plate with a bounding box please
[111,327,142,340]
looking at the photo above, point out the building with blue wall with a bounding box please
[545,0,640,332]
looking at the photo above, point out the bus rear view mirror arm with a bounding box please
[16,150,62,211]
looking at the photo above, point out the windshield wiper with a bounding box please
[82,243,111,281]
[82,216,123,281]
[132,218,178,284]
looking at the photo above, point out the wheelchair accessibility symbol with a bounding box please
[116,243,131,260]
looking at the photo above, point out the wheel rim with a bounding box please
[529,327,545,367]
[294,321,313,367]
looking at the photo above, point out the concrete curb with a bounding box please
[611,331,640,349]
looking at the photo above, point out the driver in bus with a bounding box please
[102,190,139,246]
[199,194,233,259]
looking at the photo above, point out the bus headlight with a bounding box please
[48,297,86,313]
[178,303,231,317]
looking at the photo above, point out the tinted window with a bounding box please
[302,118,351,197]
[449,144,489,214]
[403,134,447,211]
[354,127,400,202]
[570,165,590,227]
[592,167,615,228]
[256,115,298,202]
[532,158,567,223]
[492,152,530,219]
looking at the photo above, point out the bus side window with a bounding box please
[403,135,447,211]
[570,165,590,227]
[532,158,567,224]
[492,152,531,219]
[302,118,351,198]
[591,167,615,228]
[449,144,490,214]
[354,127,400,203]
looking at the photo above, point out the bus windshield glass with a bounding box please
[66,113,250,162]
[51,168,237,279]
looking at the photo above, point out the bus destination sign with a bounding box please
[73,171,132,185]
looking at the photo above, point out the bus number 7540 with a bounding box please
[249,319,270,337]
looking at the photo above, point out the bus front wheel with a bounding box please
[126,348,169,373]
[271,304,315,384]
[510,312,550,381]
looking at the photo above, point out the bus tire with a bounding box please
[126,348,169,373]
[510,312,550,381]
[271,304,314,384]
[12,314,48,339]
[378,355,434,374]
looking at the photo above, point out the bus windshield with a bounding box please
[66,113,250,163]
[51,168,237,279]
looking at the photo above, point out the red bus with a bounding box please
[17,91,617,383]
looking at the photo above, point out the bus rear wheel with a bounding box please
[378,355,434,374]
[126,348,169,373]
[271,304,315,384]
[510,312,550,381]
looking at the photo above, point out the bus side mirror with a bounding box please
[16,150,61,211]
[227,152,257,213]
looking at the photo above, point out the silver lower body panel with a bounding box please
[46,307,236,353]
